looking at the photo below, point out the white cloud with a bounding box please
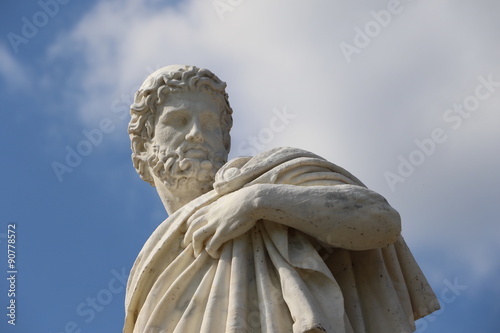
[0,43,30,88]
[45,0,500,281]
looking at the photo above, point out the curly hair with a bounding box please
[128,65,233,185]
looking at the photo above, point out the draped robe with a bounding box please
[124,147,439,333]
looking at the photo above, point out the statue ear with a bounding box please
[132,139,156,186]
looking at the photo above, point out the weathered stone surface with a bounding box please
[123,65,439,333]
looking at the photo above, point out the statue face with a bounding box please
[153,91,226,158]
[146,91,228,192]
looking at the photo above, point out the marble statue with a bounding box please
[123,65,440,333]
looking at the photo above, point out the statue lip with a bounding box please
[184,146,208,159]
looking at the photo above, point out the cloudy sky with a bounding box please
[1,0,499,332]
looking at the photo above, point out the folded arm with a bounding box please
[184,183,401,257]
[252,183,401,250]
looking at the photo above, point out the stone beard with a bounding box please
[148,143,227,193]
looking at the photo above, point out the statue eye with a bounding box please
[165,113,189,128]
[200,111,219,130]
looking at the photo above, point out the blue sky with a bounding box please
[1,0,499,332]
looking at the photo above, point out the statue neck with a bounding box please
[153,176,212,215]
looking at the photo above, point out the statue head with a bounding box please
[128,65,233,194]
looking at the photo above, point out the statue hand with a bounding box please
[182,186,259,258]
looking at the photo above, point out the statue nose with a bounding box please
[185,120,204,142]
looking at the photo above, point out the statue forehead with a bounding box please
[155,91,224,120]
[160,90,219,105]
